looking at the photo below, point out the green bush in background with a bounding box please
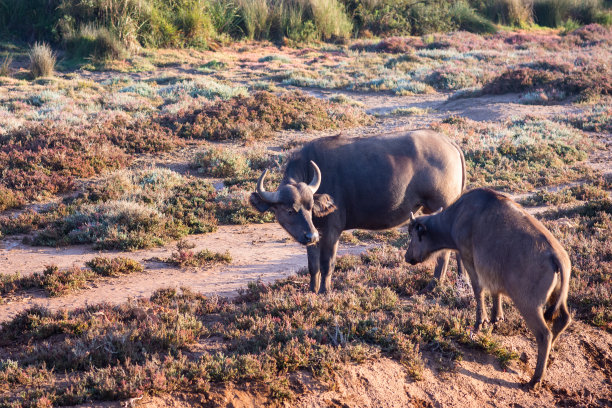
[0,0,610,56]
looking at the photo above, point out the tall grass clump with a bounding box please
[474,0,533,26]
[533,0,612,27]
[237,0,352,41]
[310,0,353,40]
[238,0,272,39]
[174,0,216,47]
[0,55,11,76]
[208,0,243,38]
[28,42,56,78]
[64,24,128,62]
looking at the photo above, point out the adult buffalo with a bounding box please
[250,130,465,294]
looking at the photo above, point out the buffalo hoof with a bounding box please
[422,279,439,293]
[491,315,505,325]
[474,319,490,332]
[523,378,542,391]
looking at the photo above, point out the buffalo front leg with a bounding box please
[318,229,341,294]
[425,250,451,291]
[463,262,488,330]
[491,294,505,324]
[307,244,321,293]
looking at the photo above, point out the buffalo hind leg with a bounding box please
[519,304,553,389]
[318,229,341,294]
[307,245,321,293]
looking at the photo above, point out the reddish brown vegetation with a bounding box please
[482,67,612,100]
[160,91,370,141]
[350,36,424,53]
[0,116,180,210]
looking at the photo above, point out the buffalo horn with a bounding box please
[308,161,321,193]
[256,169,280,203]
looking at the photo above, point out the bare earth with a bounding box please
[2,89,611,408]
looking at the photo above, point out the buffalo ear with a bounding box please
[313,194,337,217]
[415,221,427,240]
[249,193,271,213]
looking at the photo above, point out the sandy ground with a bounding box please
[67,321,612,408]
[0,223,371,322]
[1,85,610,407]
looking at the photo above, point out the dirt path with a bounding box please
[0,223,370,322]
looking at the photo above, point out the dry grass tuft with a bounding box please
[28,42,56,78]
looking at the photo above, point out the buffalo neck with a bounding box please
[424,211,458,252]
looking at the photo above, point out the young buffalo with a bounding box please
[405,188,571,388]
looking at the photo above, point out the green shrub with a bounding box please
[28,42,56,78]
[192,147,250,178]
[175,1,216,47]
[533,0,572,27]
[451,1,498,33]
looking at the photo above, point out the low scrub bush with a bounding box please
[481,67,612,101]
[563,104,612,133]
[0,265,94,298]
[85,256,144,277]
[433,116,593,192]
[350,37,425,54]
[192,147,250,178]
[0,114,182,211]
[521,179,611,206]
[426,68,482,90]
[28,169,219,250]
[162,91,370,141]
[157,77,248,102]
[163,241,232,268]
[19,167,273,250]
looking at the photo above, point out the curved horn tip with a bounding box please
[256,169,279,203]
[308,161,321,193]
